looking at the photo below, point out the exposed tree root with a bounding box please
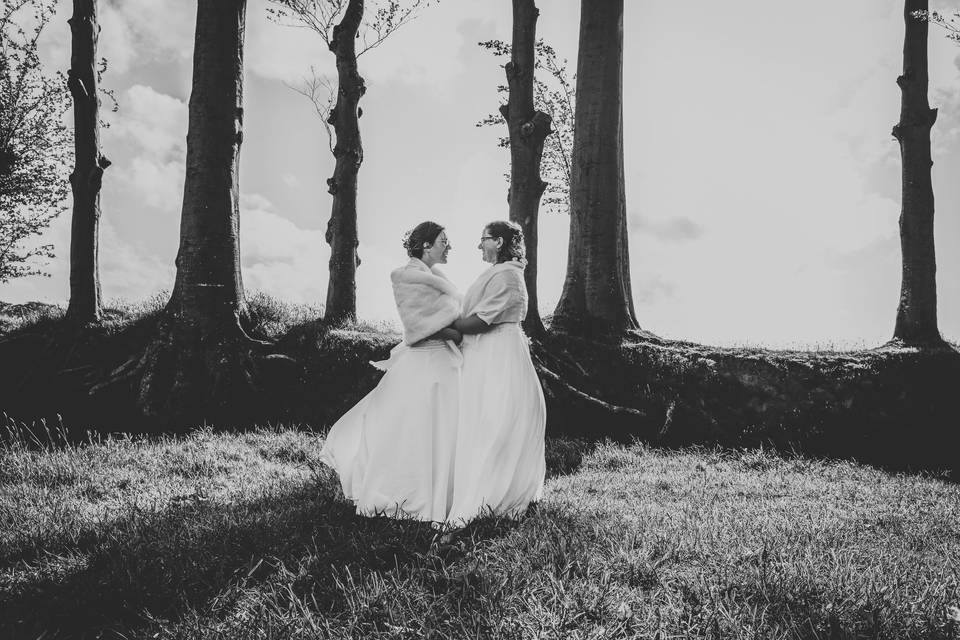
[89,309,300,428]
[535,361,645,418]
[3,322,88,392]
[528,337,661,440]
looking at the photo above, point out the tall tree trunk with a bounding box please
[105,0,269,426]
[170,0,247,330]
[552,0,638,338]
[505,0,551,338]
[66,0,109,324]
[892,0,942,346]
[324,0,364,325]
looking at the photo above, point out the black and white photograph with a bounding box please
[1,0,959,637]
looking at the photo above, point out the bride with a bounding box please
[319,221,463,522]
[447,220,546,524]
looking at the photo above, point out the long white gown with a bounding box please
[319,258,462,522]
[447,261,546,524]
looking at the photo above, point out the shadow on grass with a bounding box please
[0,469,524,639]
[544,436,595,478]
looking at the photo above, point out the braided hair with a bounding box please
[402,221,445,259]
[484,220,526,264]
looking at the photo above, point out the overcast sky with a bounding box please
[3,0,960,348]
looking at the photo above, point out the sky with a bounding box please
[3,0,960,348]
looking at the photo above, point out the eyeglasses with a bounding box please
[480,236,496,241]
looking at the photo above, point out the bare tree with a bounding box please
[268,0,431,324]
[552,0,639,338]
[892,0,943,346]
[66,0,110,324]
[0,0,71,283]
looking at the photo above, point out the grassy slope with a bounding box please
[2,426,958,639]
[4,295,959,476]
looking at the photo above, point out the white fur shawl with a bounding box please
[391,259,462,345]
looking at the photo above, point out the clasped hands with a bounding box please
[418,314,492,347]
[428,326,464,345]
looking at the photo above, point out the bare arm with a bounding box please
[453,314,493,335]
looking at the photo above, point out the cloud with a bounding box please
[99,0,195,73]
[113,85,188,160]
[630,212,702,242]
[120,157,185,212]
[100,219,176,299]
[239,194,327,303]
[105,85,188,213]
[0,211,174,306]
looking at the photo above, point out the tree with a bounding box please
[478,38,575,218]
[0,0,71,284]
[267,0,430,324]
[892,0,943,346]
[479,33,576,336]
[66,0,110,323]
[498,0,552,336]
[96,0,270,424]
[552,0,639,338]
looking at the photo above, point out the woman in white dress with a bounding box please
[447,220,547,524]
[319,222,464,522]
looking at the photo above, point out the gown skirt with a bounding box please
[447,322,546,524]
[319,339,461,522]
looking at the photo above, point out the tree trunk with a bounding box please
[891,0,942,346]
[126,0,267,425]
[552,0,639,338]
[505,0,551,338]
[66,0,109,324]
[893,0,943,345]
[324,0,365,325]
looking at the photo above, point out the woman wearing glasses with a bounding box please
[448,220,547,524]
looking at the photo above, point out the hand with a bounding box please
[423,327,461,344]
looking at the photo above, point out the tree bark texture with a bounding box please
[324,0,365,324]
[505,0,551,337]
[132,0,262,423]
[66,0,110,323]
[892,0,942,346]
[552,0,638,338]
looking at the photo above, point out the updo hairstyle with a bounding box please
[402,221,445,259]
[485,220,526,263]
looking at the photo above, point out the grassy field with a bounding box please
[1,422,959,639]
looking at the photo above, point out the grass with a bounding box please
[0,290,400,340]
[2,421,958,639]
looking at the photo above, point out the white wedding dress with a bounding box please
[319,258,462,522]
[447,261,546,524]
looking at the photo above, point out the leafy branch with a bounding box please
[912,9,960,43]
[0,0,71,282]
[478,38,575,215]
